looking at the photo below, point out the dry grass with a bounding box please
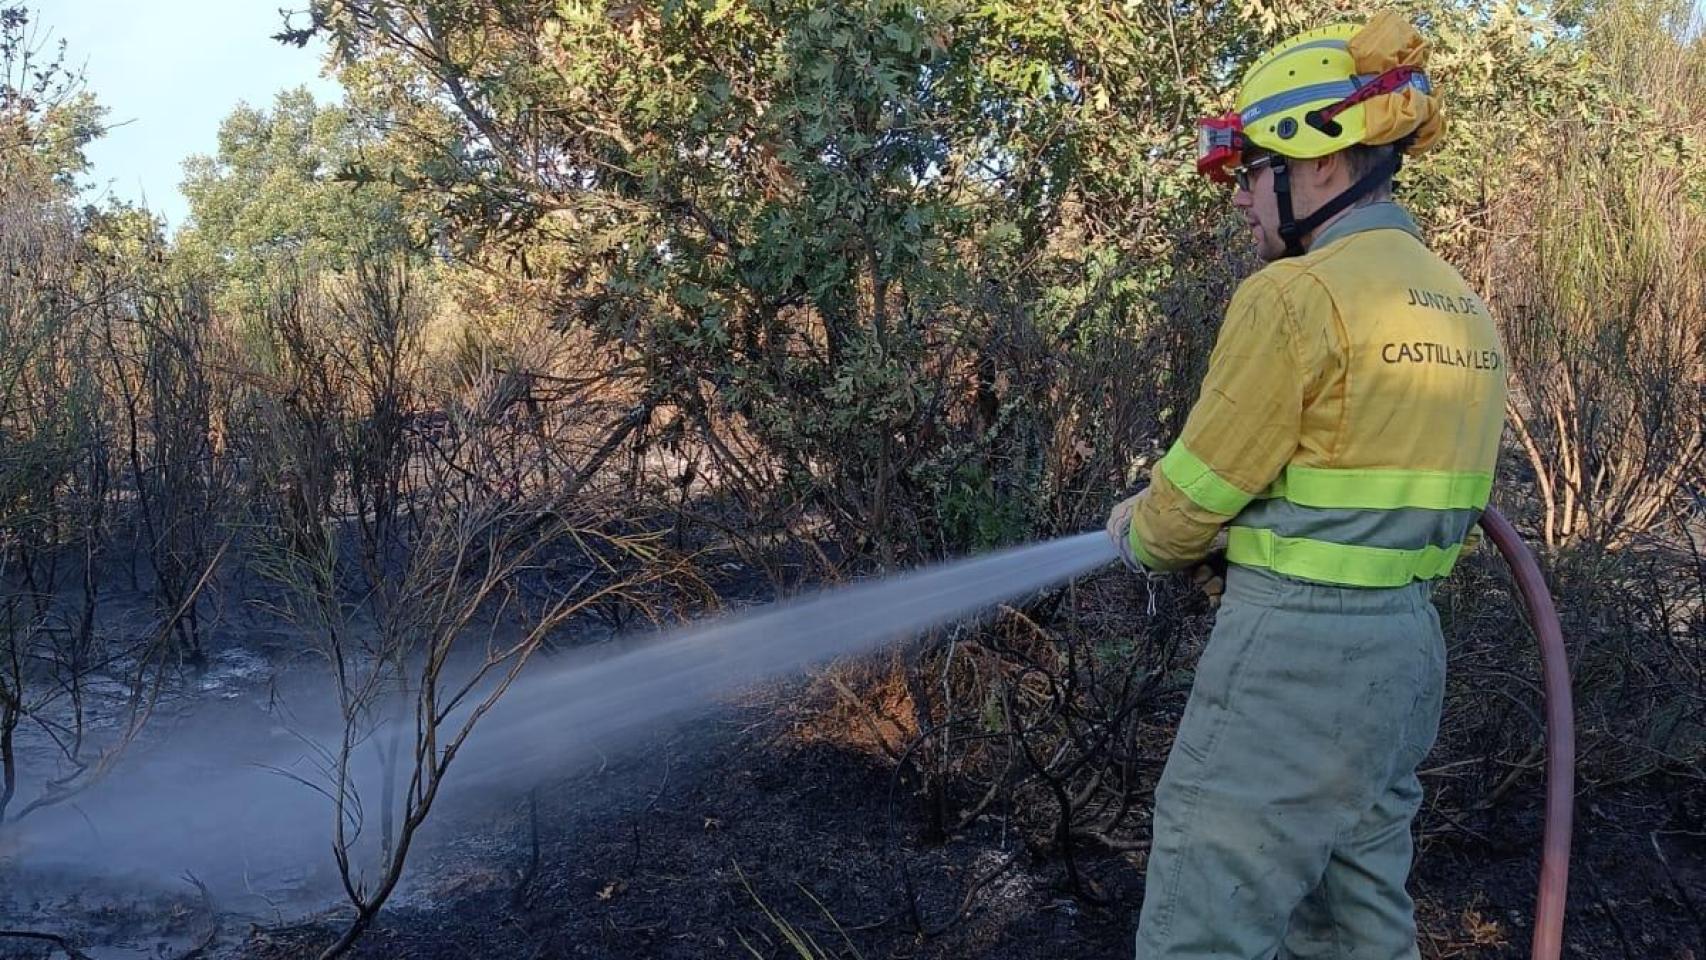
[1486,4,1706,551]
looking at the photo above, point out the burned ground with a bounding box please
[229,694,1703,960]
[3,542,1703,960]
[9,646,1693,960]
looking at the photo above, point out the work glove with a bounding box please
[1191,529,1230,609]
[1461,524,1485,555]
[1104,490,1147,572]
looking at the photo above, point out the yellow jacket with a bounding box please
[1129,202,1507,587]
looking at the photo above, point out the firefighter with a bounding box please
[1105,11,1508,958]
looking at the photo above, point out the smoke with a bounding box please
[4,533,1117,913]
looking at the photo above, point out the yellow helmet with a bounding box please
[1194,10,1445,257]
[1196,11,1444,181]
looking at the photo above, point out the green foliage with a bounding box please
[2,0,1703,944]
[937,463,1031,551]
[734,861,864,960]
[1485,0,1706,548]
[0,8,106,557]
[301,0,1260,559]
[1,6,106,193]
[284,0,1697,566]
[176,88,415,315]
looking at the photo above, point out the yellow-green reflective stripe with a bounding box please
[1159,443,1253,517]
[1262,467,1492,511]
[1127,523,1161,571]
[1226,527,1463,588]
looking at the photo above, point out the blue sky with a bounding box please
[38,0,341,231]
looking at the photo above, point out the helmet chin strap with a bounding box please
[1271,150,1406,258]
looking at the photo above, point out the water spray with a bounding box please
[476,512,1574,960]
[8,519,1571,958]
[458,531,1122,782]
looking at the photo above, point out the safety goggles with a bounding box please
[1197,112,1284,191]
[1232,153,1279,192]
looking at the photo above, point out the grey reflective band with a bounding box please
[1242,72,1432,127]
[1232,499,1481,552]
[1241,80,1360,124]
[1283,38,1351,56]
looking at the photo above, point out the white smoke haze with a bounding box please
[5,534,1117,921]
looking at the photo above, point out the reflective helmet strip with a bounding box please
[1241,79,1360,125]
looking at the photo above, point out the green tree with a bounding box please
[294,0,1613,564]
[300,0,1259,562]
[1,5,130,824]
[176,88,414,314]
[1,5,105,193]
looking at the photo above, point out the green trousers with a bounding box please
[1134,565,1446,960]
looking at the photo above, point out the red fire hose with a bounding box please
[1478,506,1574,960]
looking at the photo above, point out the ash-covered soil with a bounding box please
[3,570,1702,960]
[224,693,1703,960]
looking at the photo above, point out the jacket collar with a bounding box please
[1308,200,1423,252]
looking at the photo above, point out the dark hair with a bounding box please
[1343,143,1399,198]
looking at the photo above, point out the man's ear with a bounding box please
[1306,151,1347,190]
